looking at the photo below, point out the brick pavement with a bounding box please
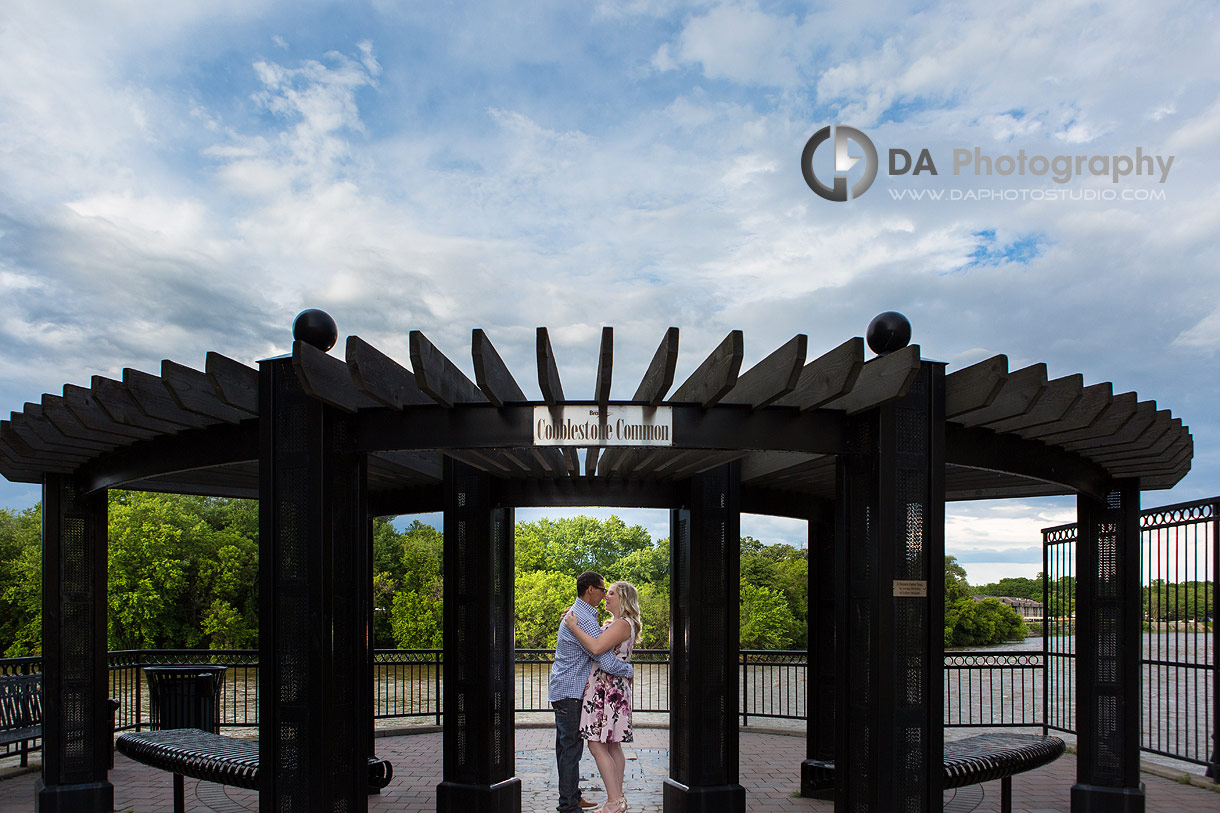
[1,725,1216,812]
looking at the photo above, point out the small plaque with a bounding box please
[893,580,927,598]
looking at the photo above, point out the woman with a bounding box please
[563,580,641,813]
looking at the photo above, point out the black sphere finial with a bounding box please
[866,311,912,356]
[293,308,338,352]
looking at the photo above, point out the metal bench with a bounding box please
[807,732,1065,813]
[944,733,1066,813]
[116,727,393,813]
[0,674,42,767]
[0,673,121,769]
[0,668,122,766]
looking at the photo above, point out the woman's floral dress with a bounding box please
[578,618,635,743]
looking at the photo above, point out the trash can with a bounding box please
[143,665,228,733]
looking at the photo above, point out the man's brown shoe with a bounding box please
[578,797,599,809]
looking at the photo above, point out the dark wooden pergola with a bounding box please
[0,311,1190,813]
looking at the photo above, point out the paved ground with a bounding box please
[2,725,1217,812]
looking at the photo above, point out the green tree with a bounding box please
[515,515,651,576]
[107,492,258,650]
[739,582,798,649]
[974,576,1043,602]
[741,537,808,648]
[371,518,444,646]
[390,589,443,648]
[0,505,43,655]
[607,542,668,587]
[515,570,581,648]
[944,555,971,603]
[635,581,668,649]
[944,597,1027,647]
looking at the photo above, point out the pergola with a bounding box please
[0,310,1191,813]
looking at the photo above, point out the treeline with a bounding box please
[944,555,1028,648]
[381,514,809,651]
[0,495,809,654]
[0,494,259,657]
[23,494,1206,656]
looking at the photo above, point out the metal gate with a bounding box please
[1043,496,1218,774]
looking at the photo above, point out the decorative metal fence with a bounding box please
[1044,495,1218,772]
[2,644,1042,766]
[943,651,1043,728]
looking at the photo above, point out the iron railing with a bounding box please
[944,651,1043,728]
[2,644,1040,765]
[1044,495,1218,773]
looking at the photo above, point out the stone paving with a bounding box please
[1,725,1217,812]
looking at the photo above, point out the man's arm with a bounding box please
[575,612,633,678]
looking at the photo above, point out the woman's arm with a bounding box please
[564,611,630,655]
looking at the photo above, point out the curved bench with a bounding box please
[807,732,1065,813]
[116,728,393,813]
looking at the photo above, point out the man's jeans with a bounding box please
[553,698,584,813]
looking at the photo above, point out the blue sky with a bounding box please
[2,1,1218,585]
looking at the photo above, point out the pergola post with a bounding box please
[258,355,371,812]
[802,502,835,797]
[1071,479,1145,812]
[35,474,113,813]
[437,459,520,812]
[833,361,945,812]
[665,462,746,812]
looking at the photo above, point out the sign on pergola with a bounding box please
[1,310,1190,813]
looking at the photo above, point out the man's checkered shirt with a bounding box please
[548,597,634,703]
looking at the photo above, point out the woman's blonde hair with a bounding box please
[611,581,643,644]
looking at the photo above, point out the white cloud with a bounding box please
[0,0,1217,525]
[661,2,803,87]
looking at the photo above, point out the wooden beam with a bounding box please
[0,443,55,480]
[985,373,1083,434]
[772,337,865,411]
[595,327,613,408]
[1,420,89,465]
[535,327,579,473]
[161,360,252,423]
[1090,416,1181,463]
[669,330,743,406]
[598,327,677,475]
[16,407,111,453]
[292,340,382,413]
[1062,400,1158,453]
[471,329,527,407]
[6,414,95,461]
[1016,382,1111,441]
[634,327,679,405]
[739,450,823,483]
[369,450,444,481]
[409,331,489,407]
[123,368,213,429]
[536,327,565,404]
[41,394,133,446]
[61,383,157,440]
[91,375,187,433]
[206,352,260,414]
[944,355,1008,418]
[347,336,433,409]
[820,344,921,415]
[950,363,1047,426]
[722,334,807,408]
[1036,391,1137,445]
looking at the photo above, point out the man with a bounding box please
[549,571,634,813]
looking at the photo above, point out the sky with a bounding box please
[1,1,1217,586]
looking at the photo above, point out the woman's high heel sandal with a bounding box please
[598,798,627,813]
